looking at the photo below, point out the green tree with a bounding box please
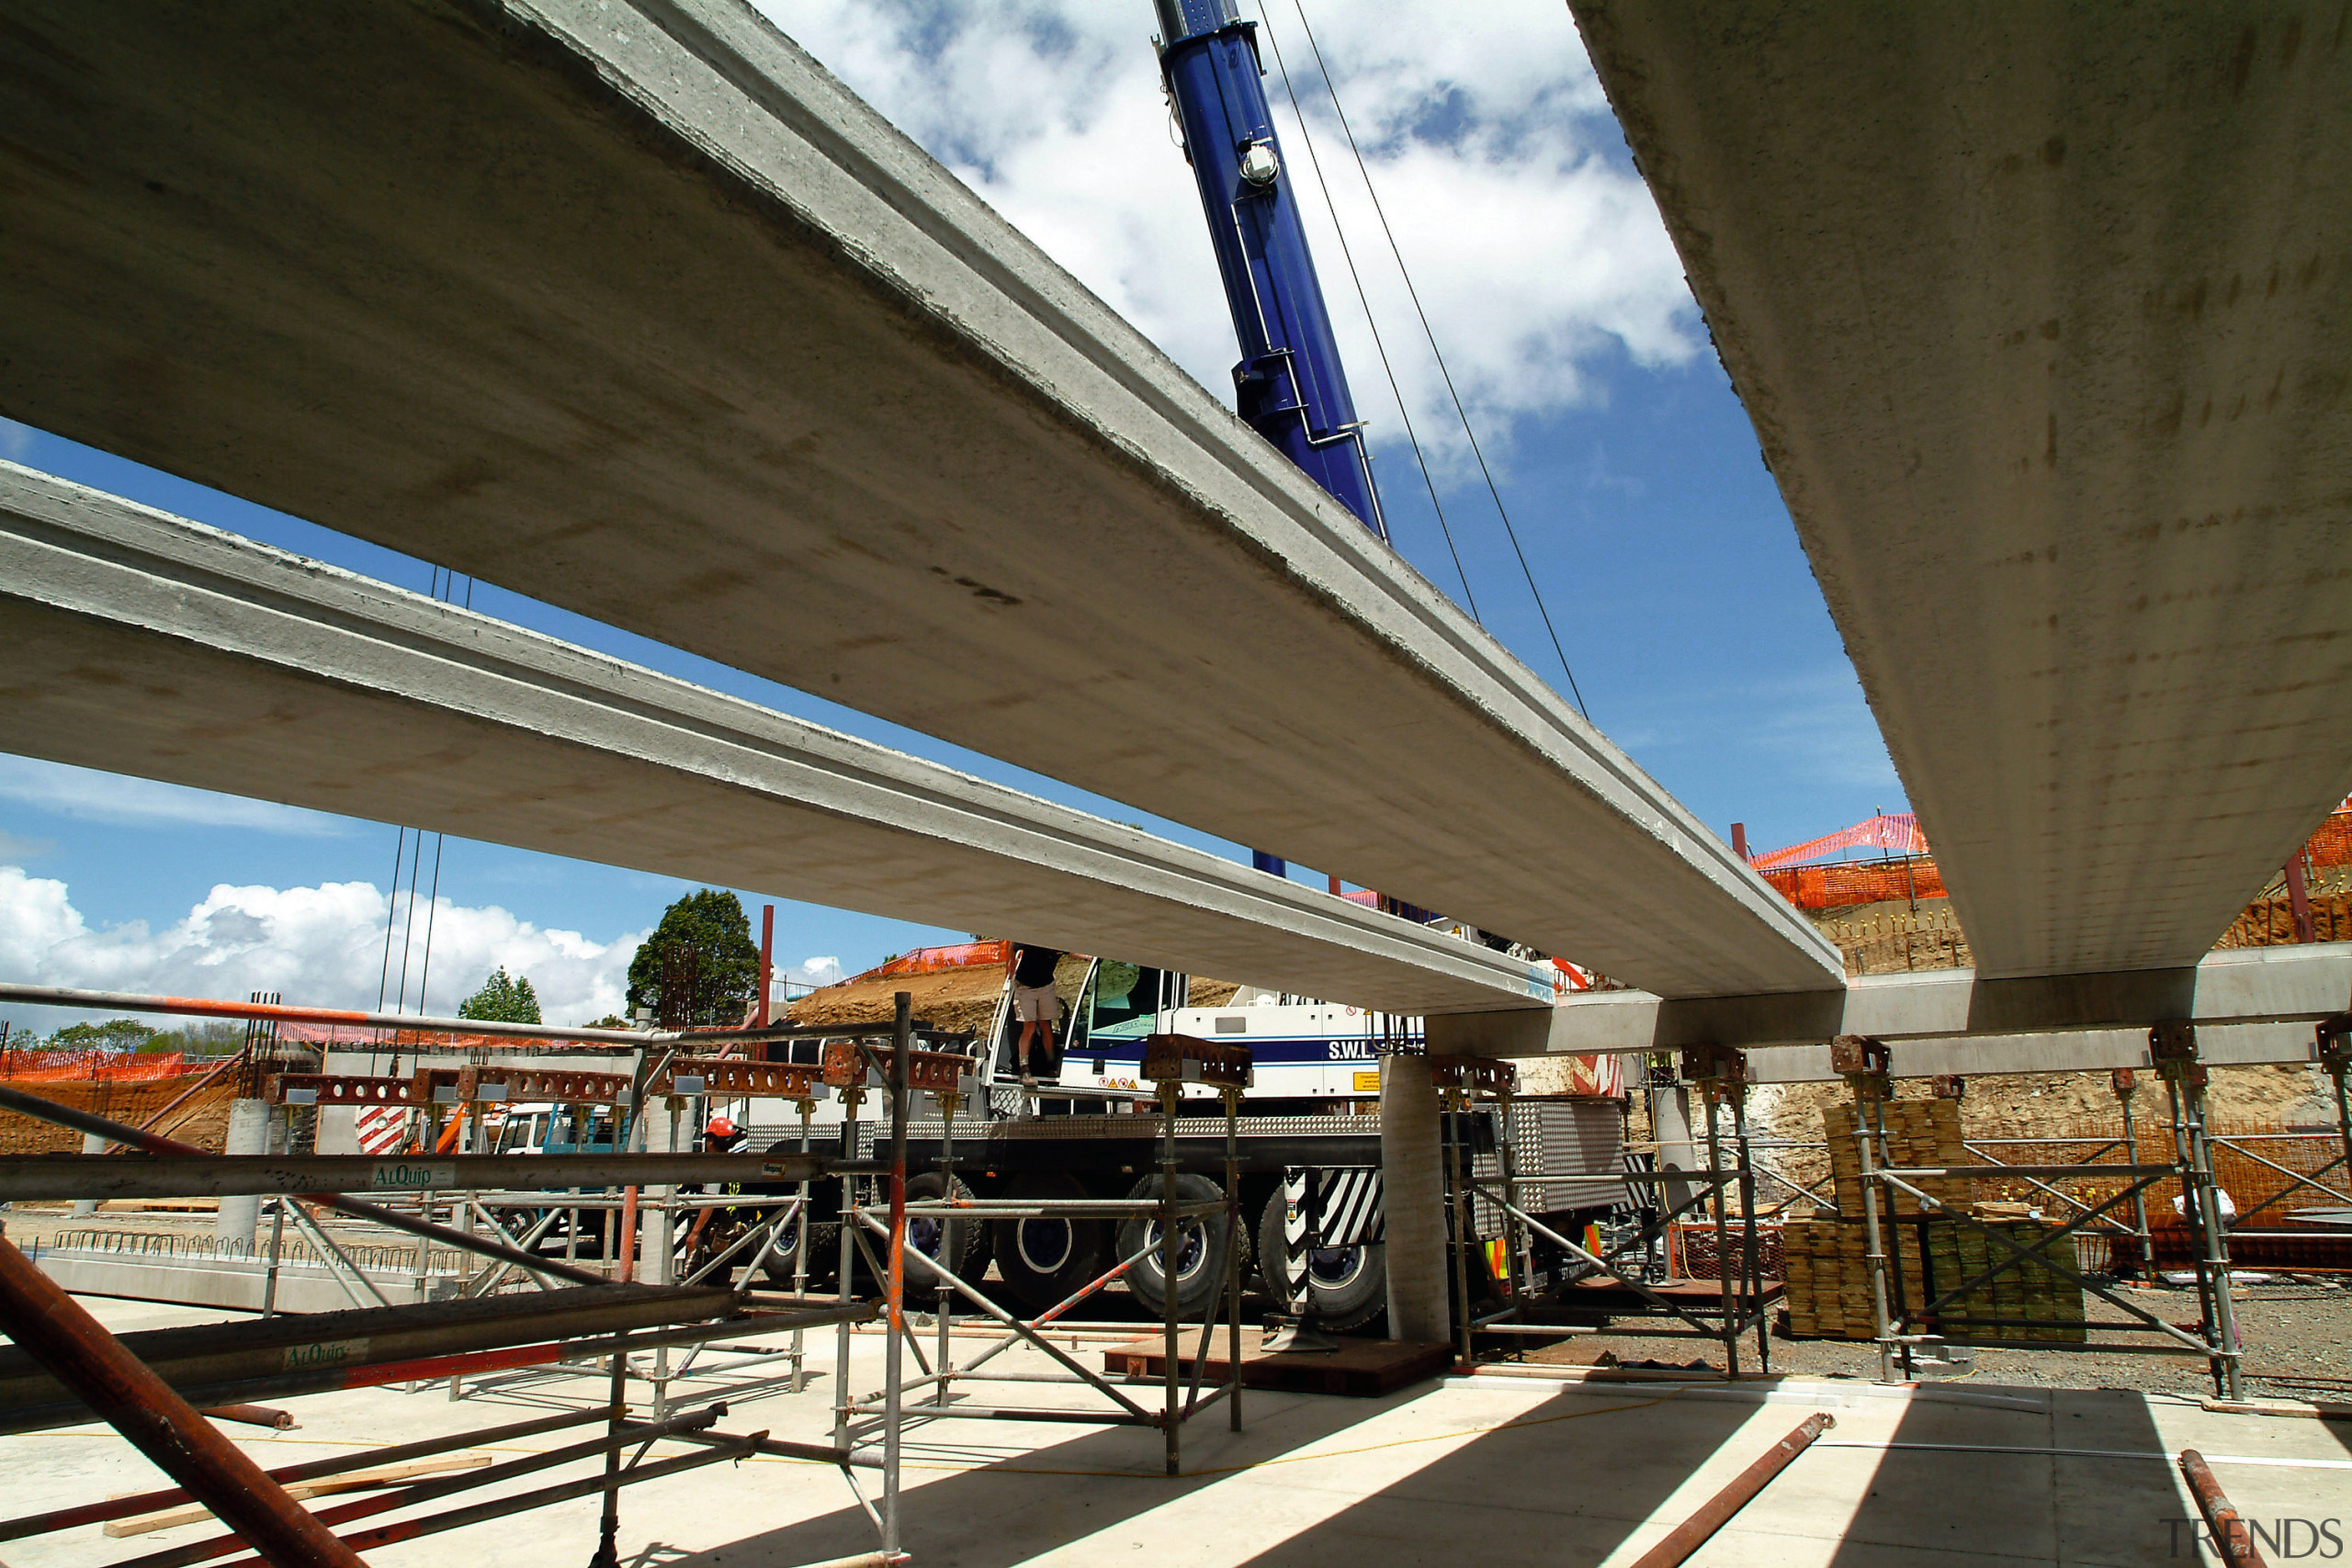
[627,889,758,1027]
[458,966,542,1024]
[49,1018,158,1051]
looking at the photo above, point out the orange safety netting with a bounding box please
[867,941,1012,977]
[0,1049,190,1082]
[2305,807,2352,869]
[1750,811,1927,872]
[1761,857,1948,911]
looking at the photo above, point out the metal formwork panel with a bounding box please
[1472,1100,1627,1230]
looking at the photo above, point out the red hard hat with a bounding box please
[706,1116,738,1140]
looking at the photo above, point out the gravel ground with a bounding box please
[1487,1276,2352,1400]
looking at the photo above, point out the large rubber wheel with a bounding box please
[1257,1188,1387,1333]
[1119,1174,1244,1322]
[757,1206,842,1291]
[902,1172,987,1310]
[753,1138,836,1289]
[990,1172,1111,1315]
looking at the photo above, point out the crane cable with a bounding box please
[1283,0,1593,724]
[376,568,471,1049]
[1252,3,1478,621]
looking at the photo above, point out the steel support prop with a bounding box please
[2109,1068,2157,1277]
[1159,1076,1182,1473]
[1443,1088,1476,1365]
[1730,1085,1768,1372]
[1224,1083,1244,1433]
[884,991,910,1558]
[2327,1020,2352,1211]
[1624,1412,1835,1568]
[1681,1044,1756,1380]
[1832,1037,1904,1383]
[2179,1449,2267,1567]
[2153,1022,2243,1399]
[0,1227,368,1568]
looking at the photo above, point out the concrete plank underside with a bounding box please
[0,0,1837,999]
[0,464,1546,1018]
[1571,2,2352,977]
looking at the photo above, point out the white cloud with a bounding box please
[787,954,844,988]
[0,867,644,1027]
[0,756,351,837]
[760,0,1697,479]
[0,419,32,462]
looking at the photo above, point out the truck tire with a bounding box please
[1257,1188,1386,1333]
[990,1172,1110,1315]
[758,1208,841,1291]
[903,1172,986,1306]
[754,1138,834,1289]
[1118,1174,1244,1322]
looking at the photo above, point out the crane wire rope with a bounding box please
[379,569,470,1030]
[1286,0,1593,723]
[407,570,465,1016]
[1252,2,1480,622]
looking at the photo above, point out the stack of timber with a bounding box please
[1781,1216,2085,1343]
[1822,1098,1970,1214]
[1921,1220,2086,1343]
[1781,1214,1922,1341]
[1785,1099,2083,1342]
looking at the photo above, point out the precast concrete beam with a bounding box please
[1427,942,2352,1055]
[1741,1022,2324,1085]
[1571,2,2352,976]
[0,0,1839,1000]
[0,464,1553,1018]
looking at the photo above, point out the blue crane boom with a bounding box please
[1155,0,1385,542]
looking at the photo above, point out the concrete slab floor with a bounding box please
[2,1295,2346,1568]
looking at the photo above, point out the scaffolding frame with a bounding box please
[840,1010,1250,1480]
[1838,1026,2249,1398]
[0,1000,917,1568]
[1453,1046,1770,1382]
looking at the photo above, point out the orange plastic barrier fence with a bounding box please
[1760,857,1947,911]
[2307,808,2352,869]
[0,1050,191,1083]
[867,941,1012,977]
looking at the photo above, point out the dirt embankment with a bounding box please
[0,1077,235,1156]
[1740,1062,2331,1201]
[786,956,1243,1037]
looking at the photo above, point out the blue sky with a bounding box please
[0,0,1900,1033]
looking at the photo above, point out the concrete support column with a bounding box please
[642,1100,680,1285]
[70,1133,106,1218]
[1380,1054,1449,1344]
[215,1099,270,1247]
[1649,1082,1700,1220]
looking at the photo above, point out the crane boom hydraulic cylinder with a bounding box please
[1156,0,1385,543]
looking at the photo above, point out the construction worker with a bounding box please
[703,1114,746,1154]
[1007,942,1063,1087]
